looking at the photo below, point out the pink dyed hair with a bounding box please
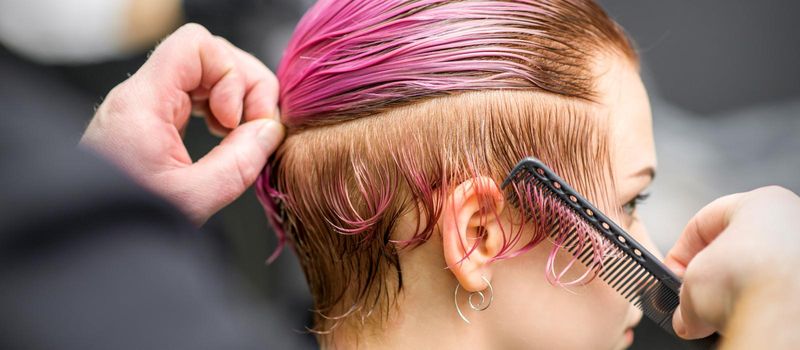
[256,0,636,334]
[276,0,634,127]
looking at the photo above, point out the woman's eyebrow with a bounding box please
[630,166,656,182]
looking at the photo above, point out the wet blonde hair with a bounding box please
[257,0,636,333]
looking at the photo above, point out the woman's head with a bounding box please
[258,0,657,348]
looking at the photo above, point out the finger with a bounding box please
[202,37,245,130]
[136,24,240,129]
[191,102,232,137]
[182,118,285,219]
[664,192,746,274]
[206,40,247,129]
[243,77,280,122]
[227,42,280,122]
[673,286,717,339]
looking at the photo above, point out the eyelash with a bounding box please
[622,192,650,217]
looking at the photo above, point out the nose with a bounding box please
[631,219,664,260]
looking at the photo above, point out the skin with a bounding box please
[344,54,657,349]
[81,24,284,225]
[665,186,800,348]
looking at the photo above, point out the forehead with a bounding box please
[594,55,656,178]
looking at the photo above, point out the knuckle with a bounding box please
[101,80,134,115]
[178,23,210,37]
[756,185,791,196]
[107,79,130,98]
[682,264,699,286]
[266,70,280,88]
[214,35,233,46]
[753,185,799,204]
[681,253,716,290]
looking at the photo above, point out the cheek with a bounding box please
[628,219,663,259]
[488,243,635,349]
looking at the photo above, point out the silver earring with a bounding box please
[453,275,494,324]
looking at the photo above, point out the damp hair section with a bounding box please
[255,0,638,338]
[260,91,620,332]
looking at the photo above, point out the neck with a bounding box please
[326,241,491,349]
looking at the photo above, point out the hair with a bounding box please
[256,0,637,336]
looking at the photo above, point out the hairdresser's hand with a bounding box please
[81,23,283,225]
[664,186,800,345]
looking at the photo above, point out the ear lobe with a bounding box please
[442,176,505,292]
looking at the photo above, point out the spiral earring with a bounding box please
[453,275,494,324]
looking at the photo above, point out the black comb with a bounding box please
[501,157,682,336]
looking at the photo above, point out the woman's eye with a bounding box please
[622,192,650,216]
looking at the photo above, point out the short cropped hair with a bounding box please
[257,0,637,335]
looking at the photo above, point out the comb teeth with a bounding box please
[503,158,682,335]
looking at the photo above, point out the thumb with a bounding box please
[182,118,284,223]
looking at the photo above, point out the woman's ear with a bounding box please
[442,176,506,292]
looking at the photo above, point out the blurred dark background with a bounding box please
[1,0,797,349]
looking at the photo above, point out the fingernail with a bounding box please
[257,119,284,149]
[236,101,244,120]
